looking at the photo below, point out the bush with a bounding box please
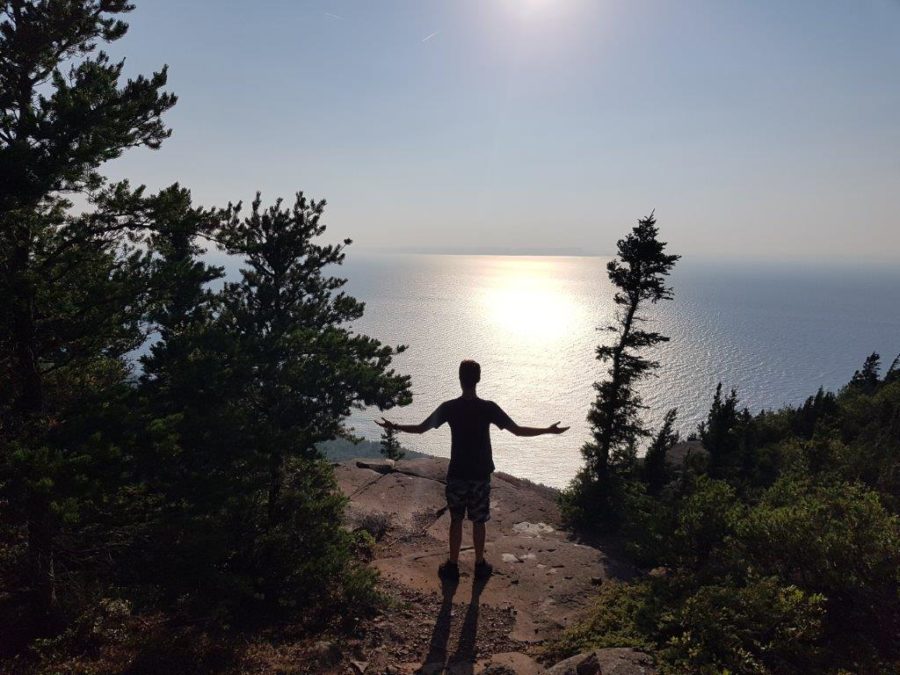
[236,459,380,625]
[559,466,635,533]
[669,476,742,571]
[661,577,824,674]
[539,581,654,663]
[737,477,900,665]
[354,511,392,542]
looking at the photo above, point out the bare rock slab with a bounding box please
[545,648,657,675]
[338,457,637,653]
[476,651,544,674]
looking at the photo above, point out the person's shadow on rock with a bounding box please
[420,574,459,672]
[419,574,490,674]
[447,575,488,674]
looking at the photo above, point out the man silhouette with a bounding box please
[376,360,568,580]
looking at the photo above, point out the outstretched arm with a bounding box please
[507,421,569,437]
[375,417,430,434]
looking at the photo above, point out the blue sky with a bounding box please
[106,0,900,261]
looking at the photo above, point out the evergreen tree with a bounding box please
[586,213,679,479]
[0,0,174,617]
[642,408,679,495]
[792,386,838,440]
[380,424,405,460]
[138,184,229,474]
[698,383,769,486]
[219,193,412,522]
[130,185,244,587]
[563,214,678,526]
[698,382,746,480]
[886,354,900,386]
[195,192,412,610]
[848,352,881,395]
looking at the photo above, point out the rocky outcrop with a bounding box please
[335,456,656,673]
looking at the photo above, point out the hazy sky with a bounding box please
[105,0,900,261]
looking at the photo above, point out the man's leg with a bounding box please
[472,521,486,564]
[470,479,491,573]
[448,516,463,564]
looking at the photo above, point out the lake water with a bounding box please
[339,254,900,488]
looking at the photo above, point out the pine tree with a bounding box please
[886,354,900,386]
[642,408,679,495]
[698,383,765,485]
[133,185,239,573]
[586,213,680,479]
[380,424,405,460]
[849,352,881,395]
[219,193,412,523]
[0,0,175,617]
[563,213,679,527]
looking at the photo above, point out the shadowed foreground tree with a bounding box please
[0,0,174,620]
[561,213,679,528]
[219,193,412,524]
[180,193,412,610]
[0,0,414,648]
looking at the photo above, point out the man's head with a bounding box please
[459,359,481,389]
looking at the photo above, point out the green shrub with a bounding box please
[670,476,743,571]
[235,459,380,626]
[661,577,824,674]
[539,581,654,663]
[737,477,900,665]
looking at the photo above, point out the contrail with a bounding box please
[324,12,343,20]
[421,30,440,43]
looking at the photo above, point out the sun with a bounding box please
[503,0,557,20]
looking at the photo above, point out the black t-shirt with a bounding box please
[424,397,515,480]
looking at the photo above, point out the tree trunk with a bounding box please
[597,296,640,480]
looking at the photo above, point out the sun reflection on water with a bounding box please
[478,257,581,344]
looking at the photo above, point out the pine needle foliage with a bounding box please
[562,213,679,528]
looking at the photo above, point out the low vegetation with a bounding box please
[553,356,900,673]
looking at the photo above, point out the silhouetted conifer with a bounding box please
[0,0,174,619]
[849,352,881,395]
[792,387,838,439]
[886,354,900,385]
[642,408,679,494]
[562,213,679,527]
[218,193,412,523]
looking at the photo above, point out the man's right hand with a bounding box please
[547,422,570,434]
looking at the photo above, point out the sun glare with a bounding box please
[479,258,579,344]
[500,0,578,22]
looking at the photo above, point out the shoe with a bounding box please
[474,559,493,579]
[438,560,459,581]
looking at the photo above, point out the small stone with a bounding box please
[590,576,604,586]
[350,659,368,674]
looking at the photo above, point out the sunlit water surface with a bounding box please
[339,254,900,488]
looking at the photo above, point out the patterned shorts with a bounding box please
[445,478,491,523]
